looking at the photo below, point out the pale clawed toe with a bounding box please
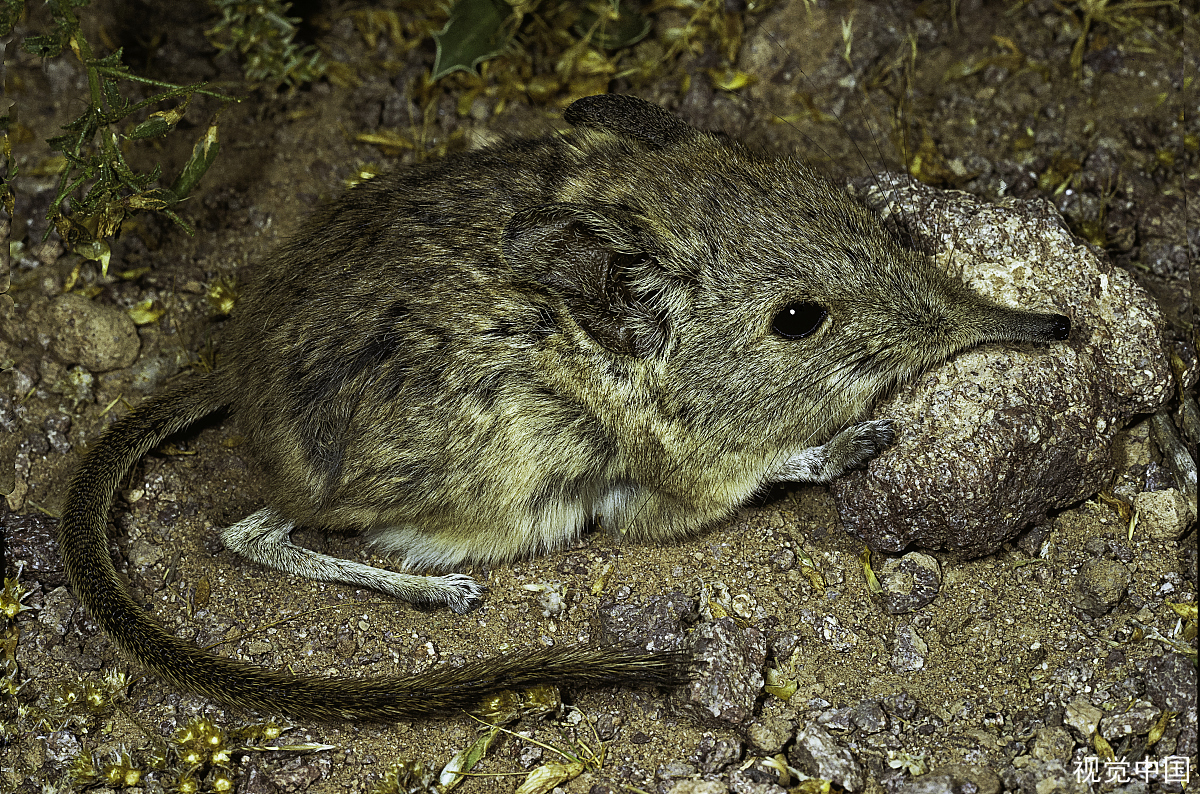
[822,419,896,479]
[830,422,897,472]
[433,574,487,614]
[767,420,897,484]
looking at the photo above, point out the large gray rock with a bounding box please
[47,293,140,372]
[833,175,1172,557]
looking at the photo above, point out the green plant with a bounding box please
[406,0,758,123]
[17,0,236,275]
[206,0,326,88]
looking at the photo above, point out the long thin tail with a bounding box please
[58,374,685,721]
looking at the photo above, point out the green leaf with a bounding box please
[129,99,190,141]
[170,122,220,200]
[432,0,514,81]
[438,726,501,791]
[128,115,172,141]
[93,48,125,69]
[22,35,64,58]
[127,187,177,211]
[102,78,131,118]
[156,207,194,236]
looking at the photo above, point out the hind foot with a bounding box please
[220,508,485,613]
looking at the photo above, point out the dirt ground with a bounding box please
[2,1,1196,793]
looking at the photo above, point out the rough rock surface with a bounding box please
[789,723,866,792]
[44,292,141,372]
[833,175,1173,557]
[898,765,1001,794]
[598,590,695,653]
[877,551,942,614]
[1069,558,1132,617]
[684,617,767,725]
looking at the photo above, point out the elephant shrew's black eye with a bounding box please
[772,302,827,340]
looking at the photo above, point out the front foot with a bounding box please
[825,419,895,476]
[768,420,896,484]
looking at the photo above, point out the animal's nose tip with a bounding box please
[1050,314,1070,340]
